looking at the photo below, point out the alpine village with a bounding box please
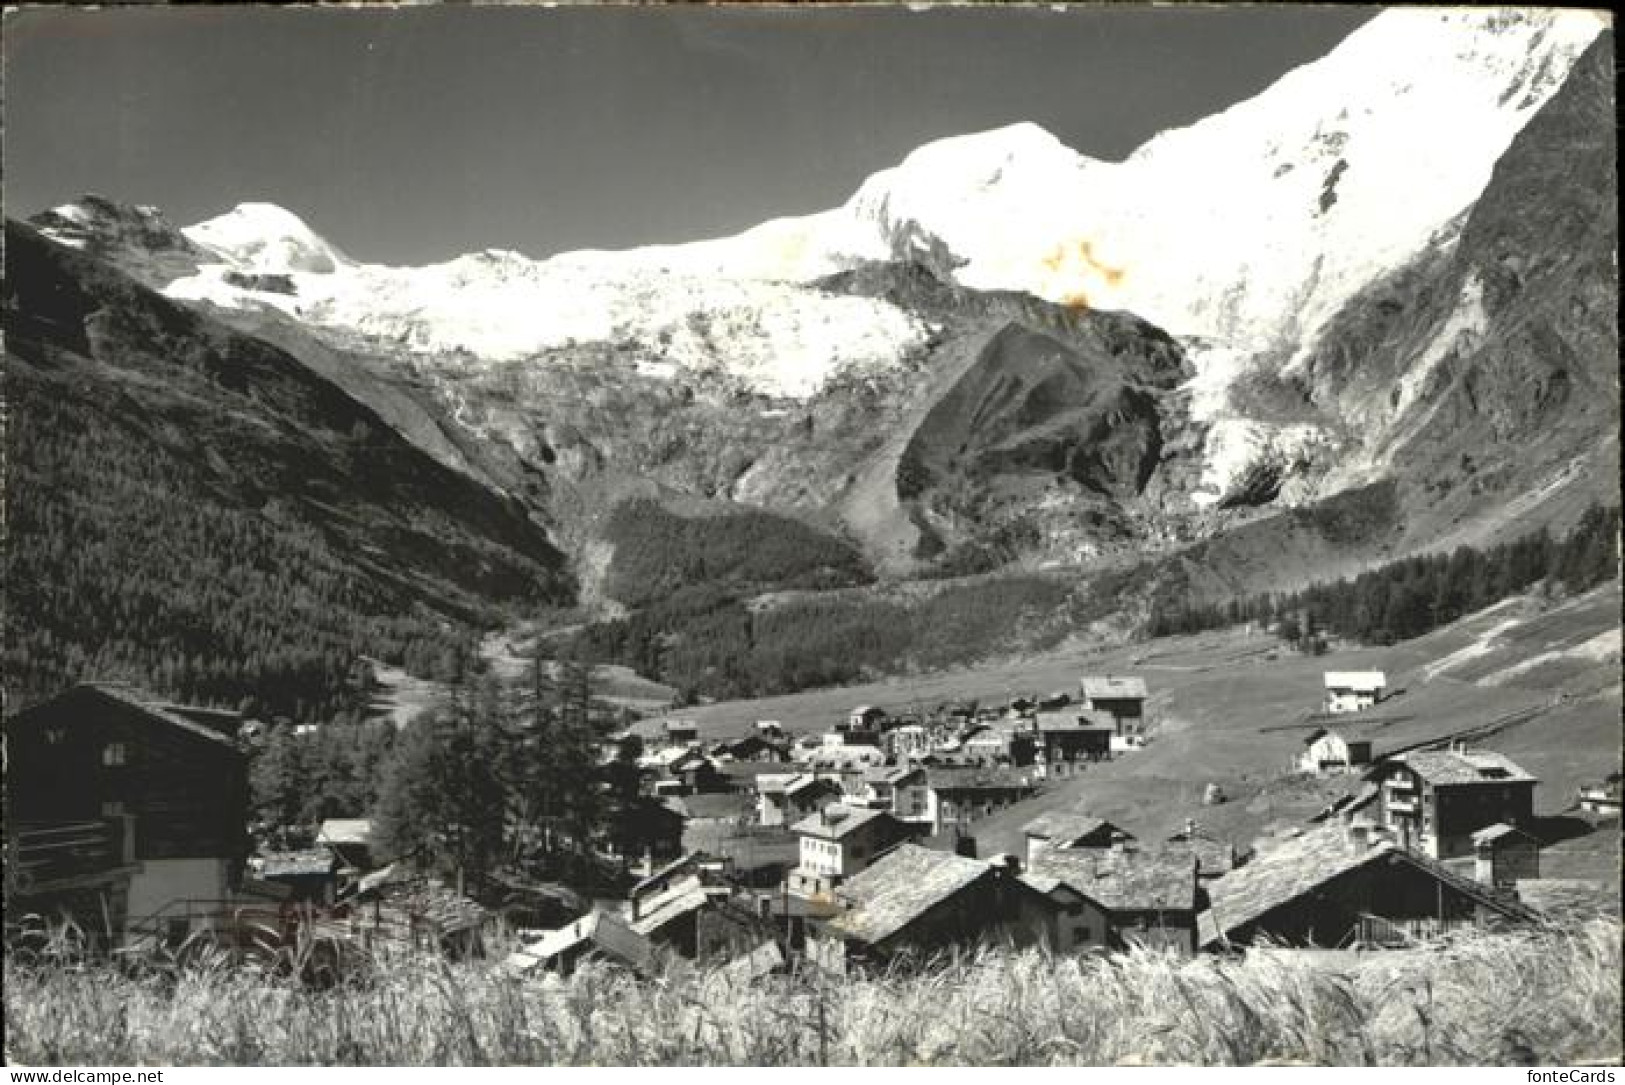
[4,5,1621,1069]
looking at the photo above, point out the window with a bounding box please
[102,742,127,767]
[101,801,125,816]
[1074,925,1091,943]
[45,728,65,746]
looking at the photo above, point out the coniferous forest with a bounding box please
[1146,503,1621,645]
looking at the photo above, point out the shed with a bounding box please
[1471,823,1540,887]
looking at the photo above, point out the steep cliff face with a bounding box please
[1298,32,1619,548]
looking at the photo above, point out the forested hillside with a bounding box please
[3,220,574,721]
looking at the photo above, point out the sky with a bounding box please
[4,4,1379,265]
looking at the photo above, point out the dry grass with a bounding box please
[4,919,1619,1066]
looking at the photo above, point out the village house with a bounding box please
[882,723,933,762]
[316,819,375,871]
[755,720,785,739]
[1472,823,1540,887]
[252,851,340,906]
[1021,810,1132,867]
[601,796,687,866]
[3,683,251,944]
[662,719,700,748]
[625,860,772,962]
[787,805,914,898]
[1298,728,1374,775]
[962,724,1036,766]
[714,760,793,795]
[803,744,888,773]
[858,765,932,826]
[1079,676,1149,735]
[1032,711,1114,778]
[1323,671,1387,714]
[1165,822,1252,881]
[810,844,1058,972]
[756,773,843,828]
[1365,747,1538,859]
[925,767,1040,837]
[1199,821,1537,949]
[506,910,657,978]
[845,705,889,732]
[711,734,790,764]
[1023,847,1203,954]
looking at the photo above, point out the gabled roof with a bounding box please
[1022,810,1125,846]
[1324,671,1386,691]
[1201,824,1537,947]
[317,819,373,846]
[718,761,795,781]
[926,766,1038,793]
[629,875,713,937]
[864,765,924,786]
[1080,676,1148,701]
[1026,849,1197,913]
[1035,709,1116,733]
[257,851,338,878]
[9,683,245,751]
[1383,749,1537,786]
[825,844,994,946]
[508,911,656,975]
[1471,822,1535,847]
[630,852,709,899]
[792,805,897,841]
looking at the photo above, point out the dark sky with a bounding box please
[4,4,1378,265]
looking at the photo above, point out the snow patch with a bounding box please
[1479,627,1622,686]
[1421,617,1522,681]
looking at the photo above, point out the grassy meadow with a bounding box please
[5,919,1619,1067]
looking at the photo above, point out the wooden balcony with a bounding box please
[5,818,136,895]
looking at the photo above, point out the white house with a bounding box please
[786,805,911,899]
[1323,672,1386,714]
[1297,728,1374,775]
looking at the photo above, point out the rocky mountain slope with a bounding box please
[19,9,1616,632]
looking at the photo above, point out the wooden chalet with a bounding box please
[1298,728,1374,776]
[1079,676,1148,735]
[1472,823,1540,887]
[1021,810,1132,866]
[924,767,1039,837]
[1032,711,1114,778]
[506,910,657,978]
[810,844,1056,972]
[1365,747,1537,859]
[4,683,250,945]
[1198,823,1538,950]
[1022,847,1202,954]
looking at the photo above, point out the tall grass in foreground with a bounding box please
[5,920,1619,1066]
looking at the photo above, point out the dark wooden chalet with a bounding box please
[4,683,250,943]
[811,844,1057,972]
[1199,823,1537,950]
[1365,748,1537,859]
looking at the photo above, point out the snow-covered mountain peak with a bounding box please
[183,202,349,275]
